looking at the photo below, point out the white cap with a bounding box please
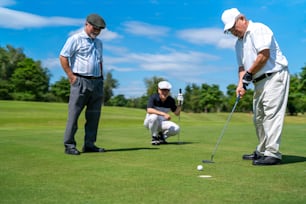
[221,8,241,32]
[158,81,172,90]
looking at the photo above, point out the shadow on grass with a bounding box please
[106,147,159,152]
[281,155,306,164]
[164,141,195,145]
[105,142,195,152]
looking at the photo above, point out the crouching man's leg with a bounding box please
[159,121,180,144]
[144,114,162,145]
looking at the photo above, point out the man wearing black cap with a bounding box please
[59,14,106,155]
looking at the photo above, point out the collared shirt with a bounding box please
[147,93,177,113]
[60,30,103,77]
[235,21,288,79]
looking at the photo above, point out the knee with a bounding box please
[147,114,159,124]
[144,114,158,127]
[167,125,180,136]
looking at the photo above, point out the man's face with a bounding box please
[228,16,247,38]
[85,22,102,39]
[158,88,170,101]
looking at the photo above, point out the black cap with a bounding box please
[86,14,106,29]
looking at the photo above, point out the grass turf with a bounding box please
[0,100,305,204]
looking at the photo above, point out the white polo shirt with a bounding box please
[60,30,103,77]
[235,21,288,79]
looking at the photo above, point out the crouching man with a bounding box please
[144,81,183,145]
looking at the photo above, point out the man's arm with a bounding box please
[247,49,270,74]
[59,55,76,84]
[173,106,181,116]
[147,107,171,120]
[237,49,270,96]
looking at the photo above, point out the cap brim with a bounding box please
[88,22,105,29]
[223,21,235,32]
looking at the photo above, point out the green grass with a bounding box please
[0,100,305,204]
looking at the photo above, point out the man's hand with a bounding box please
[242,71,253,90]
[177,93,184,106]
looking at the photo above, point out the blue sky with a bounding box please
[1,0,305,98]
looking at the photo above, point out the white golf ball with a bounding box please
[197,165,203,171]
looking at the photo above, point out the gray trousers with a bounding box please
[253,68,290,159]
[64,77,104,149]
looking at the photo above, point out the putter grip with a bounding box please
[178,88,182,106]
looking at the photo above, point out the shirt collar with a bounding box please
[242,20,253,39]
[80,30,94,40]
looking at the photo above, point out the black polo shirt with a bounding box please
[147,93,177,112]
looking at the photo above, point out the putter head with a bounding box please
[202,155,215,163]
[202,160,214,163]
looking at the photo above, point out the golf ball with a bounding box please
[197,165,203,171]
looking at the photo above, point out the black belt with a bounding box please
[253,73,273,83]
[73,73,103,79]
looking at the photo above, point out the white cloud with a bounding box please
[122,21,170,38]
[177,28,236,49]
[128,51,218,68]
[110,53,224,98]
[113,80,146,98]
[67,27,122,41]
[104,45,129,55]
[0,0,16,7]
[0,7,83,29]
[42,58,60,70]
[100,29,123,41]
[104,49,220,83]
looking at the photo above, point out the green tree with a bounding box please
[104,72,119,104]
[144,76,166,96]
[199,83,224,112]
[183,83,201,112]
[288,65,306,114]
[108,94,128,107]
[298,66,306,113]
[225,84,253,112]
[50,77,70,102]
[0,80,14,100]
[298,65,306,93]
[10,58,50,101]
[0,45,27,100]
[181,85,191,112]
[0,45,26,80]
[126,96,148,109]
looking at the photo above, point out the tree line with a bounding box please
[1,45,305,115]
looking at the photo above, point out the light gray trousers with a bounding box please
[144,114,180,138]
[253,68,290,159]
[64,77,104,149]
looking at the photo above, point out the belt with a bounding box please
[73,73,103,79]
[253,73,273,83]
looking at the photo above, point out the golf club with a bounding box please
[177,88,182,144]
[202,95,240,163]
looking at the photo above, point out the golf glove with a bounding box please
[242,71,253,90]
[177,93,184,106]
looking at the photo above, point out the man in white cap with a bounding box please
[221,8,290,165]
[144,81,183,145]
